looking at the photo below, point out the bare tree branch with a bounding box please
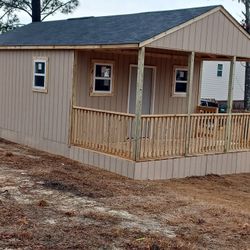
[41,0,73,20]
[0,9,12,20]
[41,0,53,13]
[0,0,32,17]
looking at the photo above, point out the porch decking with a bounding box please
[71,106,250,161]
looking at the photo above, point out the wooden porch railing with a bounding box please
[188,113,228,155]
[140,114,227,159]
[71,106,135,159]
[71,106,250,161]
[230,113,250,151]
[140,113,250,160]
[140,114,187,159]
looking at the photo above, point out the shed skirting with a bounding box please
[69,146,250,180]
[133,152,250,180]
[69,146,135,179]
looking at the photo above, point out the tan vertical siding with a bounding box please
[0,50,74,154]
[70,146,135,179]
[76,51,201,114]
[133,151,250,180]
[148,11,250,58]
[60,144,250,180]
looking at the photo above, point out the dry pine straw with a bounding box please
[0,138,249,249]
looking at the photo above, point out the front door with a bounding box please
[128,66,154,114]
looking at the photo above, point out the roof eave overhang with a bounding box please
[0,43,139,50]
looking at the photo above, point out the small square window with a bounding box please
[33,58,48,92]
[34,75,45,87]
[91,61,114,96]
[95,65,112,78]
[35,62,45,74]
[217,64,223,77]
[173,67,188,97]
[176,70,188,81]
[94,79,111,92]
[175,81,187,93]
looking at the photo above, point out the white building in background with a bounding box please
[201,61,245,101]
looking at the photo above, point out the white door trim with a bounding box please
[127,64,157,114]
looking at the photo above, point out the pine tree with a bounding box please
[0,0,79,33]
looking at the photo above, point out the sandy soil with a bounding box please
[0,138,249,249]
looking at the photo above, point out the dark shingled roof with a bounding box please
[0,5,220,46]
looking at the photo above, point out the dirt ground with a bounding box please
[0,139,249,250]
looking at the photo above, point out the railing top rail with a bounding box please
[142,114,188,118]
[142,113,229,118]
[73,105,135,118]
[192,113,250,117]
[231,112,250,116]
[73,106,250,119]
[190,113,229,117]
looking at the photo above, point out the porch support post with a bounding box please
[68,50,78,146]
[225,56,236,152]
[185,51,195,155]
[72,51,78,106]
[134,46,145,161]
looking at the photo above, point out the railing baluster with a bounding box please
[244,115,248,148]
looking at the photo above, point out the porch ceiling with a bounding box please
[145,47,250,62]
[79,47,249,62]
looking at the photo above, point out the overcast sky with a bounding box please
[19,0,245,24]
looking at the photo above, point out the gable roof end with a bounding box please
[141,6,250,47]
[143,6,250,59]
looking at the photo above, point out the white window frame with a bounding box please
[90,60,114,96]
[172,66,188,97]
[32,57,48,93]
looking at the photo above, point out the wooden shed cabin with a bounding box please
[0,5,250,180]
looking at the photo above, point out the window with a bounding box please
[173,67,188,97]
[91,61,114,96]
[217,64,223,77]
[33,58,48,92]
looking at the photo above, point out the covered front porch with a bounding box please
[70,46,250,162]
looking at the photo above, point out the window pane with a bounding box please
[176,70,188,81]
[217,64,223,71]
[217,70,223,77]
[94,79,111,91]
[34,75,45,87]
[35,62,45,74]
[95,65,112,78]
[175,81,187,93]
